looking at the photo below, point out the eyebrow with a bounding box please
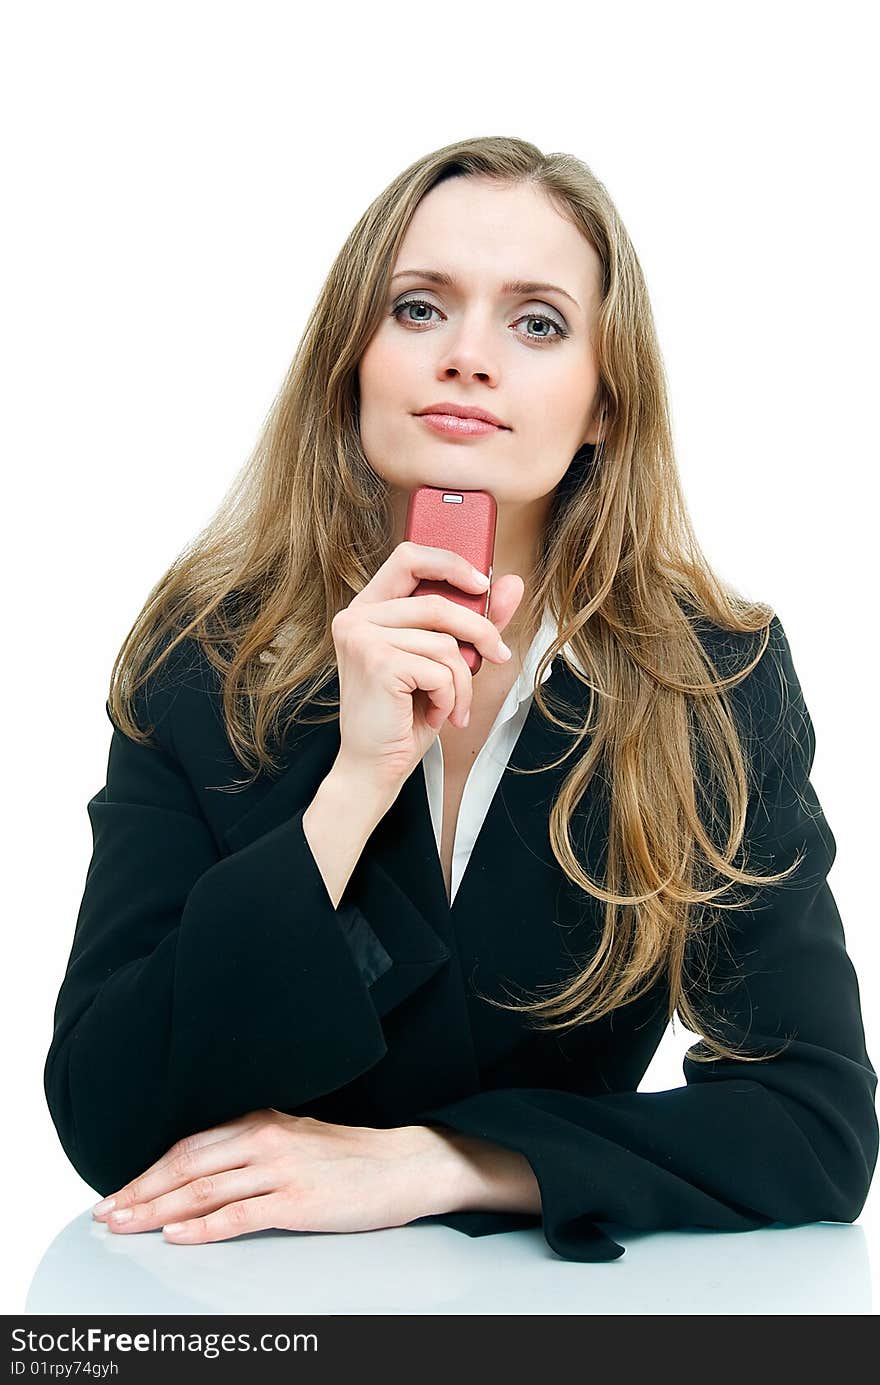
[390,268,581,312]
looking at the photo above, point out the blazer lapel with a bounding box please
[437,656,606,1068]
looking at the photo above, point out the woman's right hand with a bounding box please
[331,541,525,793]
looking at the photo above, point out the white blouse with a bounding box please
[421,606,587,903]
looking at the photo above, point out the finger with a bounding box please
[389,649,460,727]
[351,542,491,608]
[105,1165,277,1235]
[381,628,473,727]
[93,1117,268,1218]
[362,594,509,664]
[163,1192,281,1244]
[486,573,526,634]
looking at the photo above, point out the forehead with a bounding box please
[394,177,601,309]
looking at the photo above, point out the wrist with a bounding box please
[325,755,402,818]
[401,1123,542,1218]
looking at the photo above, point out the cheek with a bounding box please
[359,327,409,398]
[356,336,421,489]
[357,343,394,435]
[537,359,598,425]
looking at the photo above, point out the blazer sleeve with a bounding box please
[411,617,879,1262]
[43,639,402,1197]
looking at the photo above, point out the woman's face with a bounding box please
[357,176,603,522]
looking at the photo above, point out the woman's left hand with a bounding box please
[91,1109,458,1243]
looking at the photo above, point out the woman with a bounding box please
[44,135,878,1263]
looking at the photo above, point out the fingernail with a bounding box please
[462,710,470,727]
[109,1208,133,1223]
[93,1197,115,1214]
[471,568,490,589]
[497,640,512,660]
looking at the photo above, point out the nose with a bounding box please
[436,321,499,385]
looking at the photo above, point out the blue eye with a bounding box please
[390,297,569,345]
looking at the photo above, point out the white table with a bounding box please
[25,1210,871,1315]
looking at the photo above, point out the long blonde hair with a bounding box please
[108,134,804,1064]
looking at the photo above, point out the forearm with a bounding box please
[415,1123,543,1217]
[302,760,397,909]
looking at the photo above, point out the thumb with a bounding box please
[486,573,526,637]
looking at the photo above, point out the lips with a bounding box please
[416,402,509,429]
[417,413,503,437]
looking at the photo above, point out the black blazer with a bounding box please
[44,615,879,1262]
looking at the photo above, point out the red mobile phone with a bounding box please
[403,485,497,676]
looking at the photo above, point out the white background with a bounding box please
[2,0,877,1312]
